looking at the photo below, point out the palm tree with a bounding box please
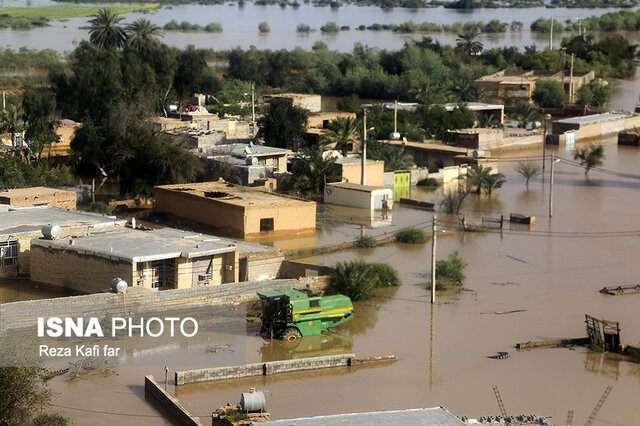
[411,78,446,107]
[456,28,483,56]
[88,9,127,49]
[513,102,540,129]
[0,105,24,147]
[291,143,340,198]
[574,144,605,175]
[325,117,360,156]
[481,172,506,195]
[126,18,163,53]
[465,164,492,194]
[515,161,541,188]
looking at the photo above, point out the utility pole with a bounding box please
[542,114,551,172]
[549,17,554,50]
[2,90,5,110]
[394,100,398,134]
[549,154,555,217]
[569,54,575,104]
[361,109,367,185]
[251,82,256,123]
[431,214,436,304]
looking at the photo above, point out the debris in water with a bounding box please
[480,310,527,315]
[488,352,510,359]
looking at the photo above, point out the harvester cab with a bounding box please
[257,287,354,343]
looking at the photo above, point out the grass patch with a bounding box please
[354,235,378,248]
[395,227,428,244]
[417,177,440,187]
[0,4,159,20]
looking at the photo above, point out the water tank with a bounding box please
[472,149,485,158]
[389,132,401,140]
[240,391,266,412]
[111,278,128,293]
[41,224,62,240]
[246,156,259,166]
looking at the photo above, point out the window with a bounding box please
[150,259,176,289]
[136,262,145,286]
[0,240,18,266]
[260,218,274,232]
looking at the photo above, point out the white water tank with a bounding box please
[472,149,485,158]
[41,224,62,240]
[246,156,259,165]
[240,391,266,412]
[389,132,401,140]
[111,278,128,293]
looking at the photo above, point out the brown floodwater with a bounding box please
[49,138,640,425]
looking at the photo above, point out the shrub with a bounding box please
[417,177,440,187]
[426,251,467,290]
[258,21,271,33]
[205,23,223,32]
[354,235,378,248]
[395,227,428,244]
[369,263,401,287]
[297,23,311,32]
[320,21,340,33]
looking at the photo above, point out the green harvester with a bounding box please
[257,288,354,343]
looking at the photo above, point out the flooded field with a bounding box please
[47,139,640,425]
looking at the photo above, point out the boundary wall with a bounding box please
[145,375,203,425]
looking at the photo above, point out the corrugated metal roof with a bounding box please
[256,407,465,425]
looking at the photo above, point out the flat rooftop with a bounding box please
[444,102,504,111]
[156,182,314,208]
[327,182,390,192]
[0,206,125,236]
[380,140,469,154]
[31,227,277,263]
[257,407,465,425]
[556,113,625,125]
[0,186,75,199]
[335,157,383,165]
[204,143,292,157]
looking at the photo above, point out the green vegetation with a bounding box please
[258,21,271,33]
[163,20,222,32]
[297,23,312,32]
[0,48,62,89]
[512,102,540,129]
[320,22,340,33]
[530,18,564,33]
[395,227,428,244]
[354,235,378,248]
[573,144,605,175]
[532,79,565,108]
[417,177,440,187]
[288,143,340,199]
[0,367,69,425]
[330,260,400,301]
[0,3,158,20]
[426,250,467,290]
[0,153,74,188]
[515,161,541,187]
[258,97,308,148]
[577,80,612,107]
[566,10,640,32]
[325,116,361,156]
[439,188,469,214]
[364,20,508,34]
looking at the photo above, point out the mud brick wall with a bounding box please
[145,375,203,425]
[175,354,355,386]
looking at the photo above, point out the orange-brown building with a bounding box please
[0,187,77,209]
[155,181,316,238]
[334,158,385,187]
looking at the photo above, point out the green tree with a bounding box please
[532,79,565,108]
[573,144,605,175]
[429,250,467,290]
[87,9,127,50]
[0,104,23,147]
[330,260,378,301]
[515,161,541,187]
[456,28,483,56]
[290,142,340,198]
[366,141,413,171]
[125,19,163,53]
[0,366,69,425]
[481,171,506,194]
[258,21,271,33]
[513,102,540,129]
[22,88,59,161]
[577,80,613,107]
[258,97,308,149]
[465,164,492,194]
[325,116,360,156]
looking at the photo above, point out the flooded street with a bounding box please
[46,139,640,425]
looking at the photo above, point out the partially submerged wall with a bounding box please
[175,354,354,385]
[145,375,203,426]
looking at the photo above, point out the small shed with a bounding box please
[324,182,393,210]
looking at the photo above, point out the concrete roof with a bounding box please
[556,113,625,125]
[327,182,391,193]
[334,157,383,165]
[204,143,292,157]
[30,228,254,263]
[443,102,504,111]
[155,182,315,208]
[0,186,75,199]
[257,407,465,425]
[0,206,125,236]
[379,140,469,154]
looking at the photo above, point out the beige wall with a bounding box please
[244,203,316,236]
[240,252,285,282]
[155,188,246,237]
[30,245,134,294]
[0,190,76,209]
[341,161,385,187]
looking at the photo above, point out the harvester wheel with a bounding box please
[281,328,302,343]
